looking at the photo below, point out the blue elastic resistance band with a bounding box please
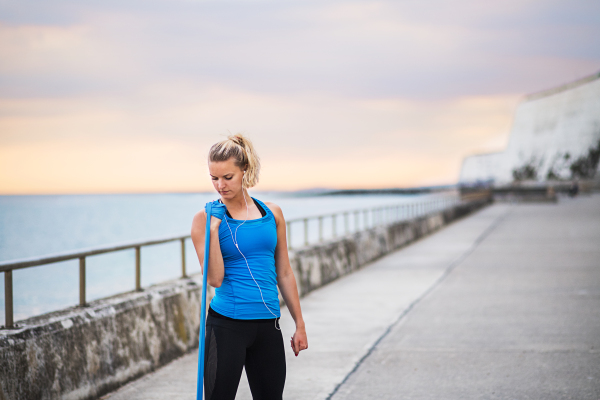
[196,202,212,400]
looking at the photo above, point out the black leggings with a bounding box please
[204,308,286,400]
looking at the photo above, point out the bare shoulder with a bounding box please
[263,201,284,220]
[191,210,207,234]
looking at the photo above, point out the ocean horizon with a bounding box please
[0,191,453,323]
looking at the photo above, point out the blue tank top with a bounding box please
[209,198,281,319]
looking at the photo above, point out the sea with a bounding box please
[0,191,451,323]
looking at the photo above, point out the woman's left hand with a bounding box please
[290,326,308,357]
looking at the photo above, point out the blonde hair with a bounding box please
[208,133,261,188]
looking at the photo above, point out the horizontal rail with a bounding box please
[1,192,466,329]
[0,234,190,272]
[0,195,458,272]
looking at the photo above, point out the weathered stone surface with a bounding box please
[0,279,209,400]
[0,198,489,400]
[289,200,484,297]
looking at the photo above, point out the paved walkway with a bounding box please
[332,195,600,400]
[103,195,600,400]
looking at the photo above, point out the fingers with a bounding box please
[206,201,227,221]
[291,335,308,357]
[290,337,297,356]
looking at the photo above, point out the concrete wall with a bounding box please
[460,71,600,184]
[0,280,205,400]
[0,199,490,400]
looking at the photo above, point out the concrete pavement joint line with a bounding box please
[325,206,512,400]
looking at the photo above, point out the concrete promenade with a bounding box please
[103,195,600,400]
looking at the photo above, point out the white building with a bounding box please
[459,72,600,185]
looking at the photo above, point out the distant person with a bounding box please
[569,180,579,197]
[191,134,308,400]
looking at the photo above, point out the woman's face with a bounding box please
[208,158,244,199]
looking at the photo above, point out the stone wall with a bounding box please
[290,199,486,297]
[0,279,207,400]
[0,199,489,400]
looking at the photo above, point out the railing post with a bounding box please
[4,270,13,329]
[303,218,309,246]
[135,246,141,291]
[181,238,187,278]
[344,212,349,234]
[355,211,359,232]
[79,257,86,306]
[364,209,368,228]
[332,214,337,238]
[318,216,323,242]
[286,221,292,250]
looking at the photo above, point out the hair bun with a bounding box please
[231,135,244,146]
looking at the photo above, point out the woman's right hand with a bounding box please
[206,201,227,227]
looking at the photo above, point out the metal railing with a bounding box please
[285,194,459,249]
[1,193,460,329]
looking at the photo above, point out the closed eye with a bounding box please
[210,175,233,180]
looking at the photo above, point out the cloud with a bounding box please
[1,0,599,98]
[0,139,204,194]
[0,0,599,193]
[0,85,519,193]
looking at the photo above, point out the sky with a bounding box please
[1,0,599,194]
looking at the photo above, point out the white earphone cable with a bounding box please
[223,192,281,330]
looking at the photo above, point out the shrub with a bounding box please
[570,139,600,179]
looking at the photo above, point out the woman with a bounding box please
[191,134,308,400]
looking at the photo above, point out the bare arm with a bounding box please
[266,202,308,356]
[191,210,225,288]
